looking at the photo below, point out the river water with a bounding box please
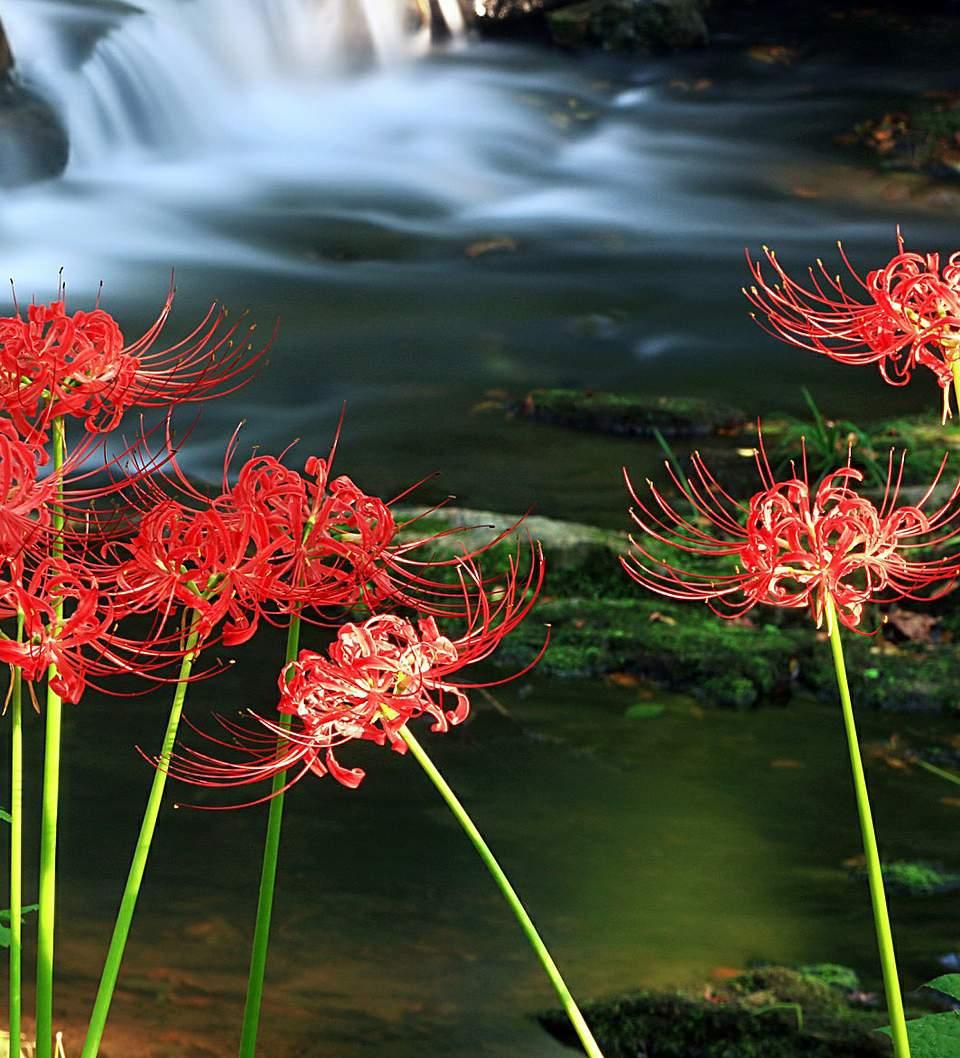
[2,2,960,1056]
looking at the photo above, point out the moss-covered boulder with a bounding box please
[517,388,744,438]
[499,596,806,705]
[541,966,891,1057]
[395,504,960,710]
[547,0,708,52]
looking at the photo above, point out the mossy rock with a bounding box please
[498,596,805,705]
[797,964,862,993]
[516,388,745,438]
[539,966,889,1057]
[393,505,634,600]
[393,505,960,712]
[804,638,960,714]
[547,0,708,52]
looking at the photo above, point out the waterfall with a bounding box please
[2,0,463,168]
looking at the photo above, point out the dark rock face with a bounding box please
[471,0,575,17]
[547,0,709,51]
[0,17,12,78]
[471,0,709,51]
[0,80,70,187]
[0,15,70,186]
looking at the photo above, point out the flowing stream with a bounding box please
[2,3,960,1056]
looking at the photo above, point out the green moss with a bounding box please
[539,966,889,1057]
[848,860,960,896]
[796,964,862,993]
[498,597,805,706]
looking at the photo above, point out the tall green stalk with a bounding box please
[79,624,202,1058]
[8,614,24,1058]
[36,415,66,1058]
[824,594,910,1058]
[236,615,302,1058]
[397,721,605,1058]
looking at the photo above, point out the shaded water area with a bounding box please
[3,1,960,1054]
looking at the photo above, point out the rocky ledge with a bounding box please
[469,0,709,52]
[0,15,69,186]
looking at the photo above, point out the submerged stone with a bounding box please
[516,388,745,438]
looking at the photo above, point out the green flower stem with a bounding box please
[824,594,910,1058]
[915,759,960,786]
[396,721,605,1058]
[8,614,24,1058]
[80,625,202,1058]
[36,415,66,1058]
[237,615,302,1058]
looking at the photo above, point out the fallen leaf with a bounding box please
[791,186,819,198]
[747,44,799,65]
[887,605,939,642]
[770,758,804,769]
[607,672,640,688]
[940,797,960,809]
[465,236,518,258]
[648,610,677,626]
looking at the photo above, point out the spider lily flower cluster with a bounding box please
[0,282,560,1058]
[622,440,960,630]
[168,546,544,795]
[745,231,960,420]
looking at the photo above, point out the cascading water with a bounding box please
[2,0,461,165]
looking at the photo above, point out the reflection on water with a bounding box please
[7,663,959,1056]
[2,4,960,1054]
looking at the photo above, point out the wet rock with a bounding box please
[539,966,891,1057]
[471,0,709,51]
[547,0,709,51]
[471,0,576,18]
[0,13,69,186]
[0,17,12,79]
[516,388,744,438]
[0,78,69,187]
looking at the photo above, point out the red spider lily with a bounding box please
[744,232,960,419]
[0,284,268,436]
[224,425,530,621]
[112,416,532,634]
[102,498,278,647]
[0,560,131,703]
[165,546,546,800]
[0,420,55,557]
[622,436,960,631]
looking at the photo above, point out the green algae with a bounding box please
[848,860,960,896]
[539,966,890,1058]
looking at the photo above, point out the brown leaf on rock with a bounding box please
[886,605,939,642]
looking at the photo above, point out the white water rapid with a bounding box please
[3,0,463,165]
